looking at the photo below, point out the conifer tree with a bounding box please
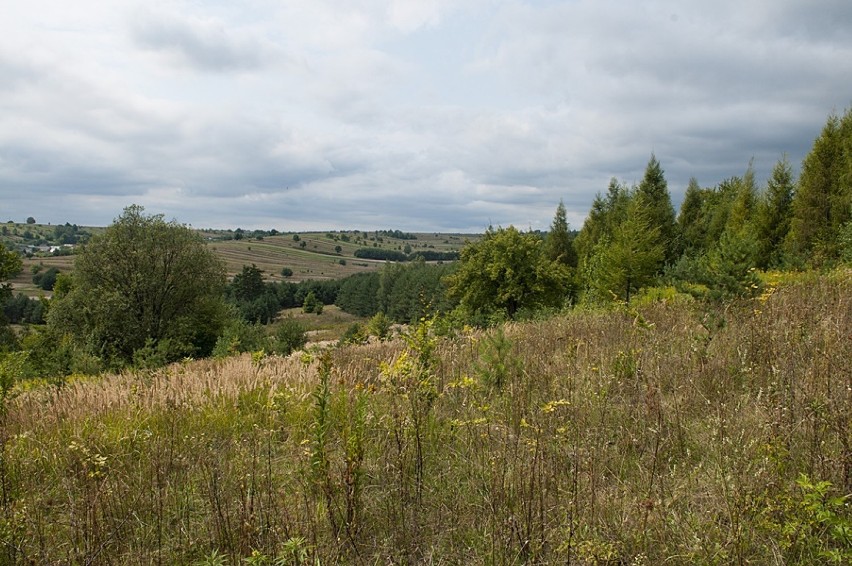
[588,192,664,304]
[545,200,577,267]
[636,154,679,264]
[574,178,629,267]
[786,109,852,265]
[755,156,795,268]
[678,177,710,252]
[725,161,758,236]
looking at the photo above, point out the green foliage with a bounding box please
[232,264,266,302]
[31,266,60,291]
[670,229,762,300]
[212,318,267,358]
[46,205,228,370]
[336,263,456,323]
[272,317,306,356]
[3,294,47,325]
[281,267,293,277]
[446,225,570,319]
[575,179,630,267]
[786,108,852,265]
[757,475,852,564]
[338,323,367,346]
[473,326,521,389]
[840,218,852,264]
[353,248,408,262]
[0,242,24,349]
[755,156,796,268]
[0,274,849,563]
[0,242,23,283]
[335,272,380,316]
[379,261,456,323]
[545,199,577,268]
[132,337,190,370]
[636,154,679,263]
[366,311,392,340]
[725,161,759,236]
[679,177,708,251]
[302,291,320,314]
[586,195,665,304]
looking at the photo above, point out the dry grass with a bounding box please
[1,271,849,564]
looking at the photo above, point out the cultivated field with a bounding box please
[5,229,476,295]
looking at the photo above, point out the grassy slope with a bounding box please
[1,271,849,564]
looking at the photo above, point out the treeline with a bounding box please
[377,229,416,240]
[335,262,456,322]
[353,248,459,262]
[224,260,457,327]
[224,264,340,324]
[570,108,852,304]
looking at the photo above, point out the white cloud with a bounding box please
[1,1,850,231]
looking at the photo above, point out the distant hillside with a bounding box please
[3,225,478,295]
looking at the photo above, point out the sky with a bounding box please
[1,1,851,232]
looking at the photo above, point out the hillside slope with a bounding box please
[2,271,849,564]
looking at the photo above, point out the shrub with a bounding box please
[272,317,307,355]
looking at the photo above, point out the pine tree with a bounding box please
[575,178,629,267]
[589,193,664,304]
[678,177,709,252]
[726,162,757,234]
[636,154,679,264]
[704,177,741,248]
[786,109,852,265]
[545,200,577,267]
[755,156,795,268]
[574,193,607,268]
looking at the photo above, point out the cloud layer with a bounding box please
[2,0,851,231]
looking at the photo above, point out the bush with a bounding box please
[302,291,320,314]
[338,323,367,346]
[367,311,391,340]
[272,317,307,355]
[212,319,267,358]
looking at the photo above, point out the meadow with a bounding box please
[1,270,848,564]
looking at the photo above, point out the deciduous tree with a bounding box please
[48,205,228,366]
[445,226,570,319]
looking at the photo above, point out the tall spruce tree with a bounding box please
[636,154,679,264]
[786,109,852,265]
[678,177,710,252]
[755,156,795,268]
[589,192,664,304]
[545,200,577,267]
[575,178,629,267]
[725,161,758,235]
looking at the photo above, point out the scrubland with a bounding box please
[1,272,849,564]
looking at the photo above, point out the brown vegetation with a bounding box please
[1,271,849,564]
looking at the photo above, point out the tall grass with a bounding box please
[1,272,849,564]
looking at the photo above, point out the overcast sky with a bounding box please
[1,1,850,232]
